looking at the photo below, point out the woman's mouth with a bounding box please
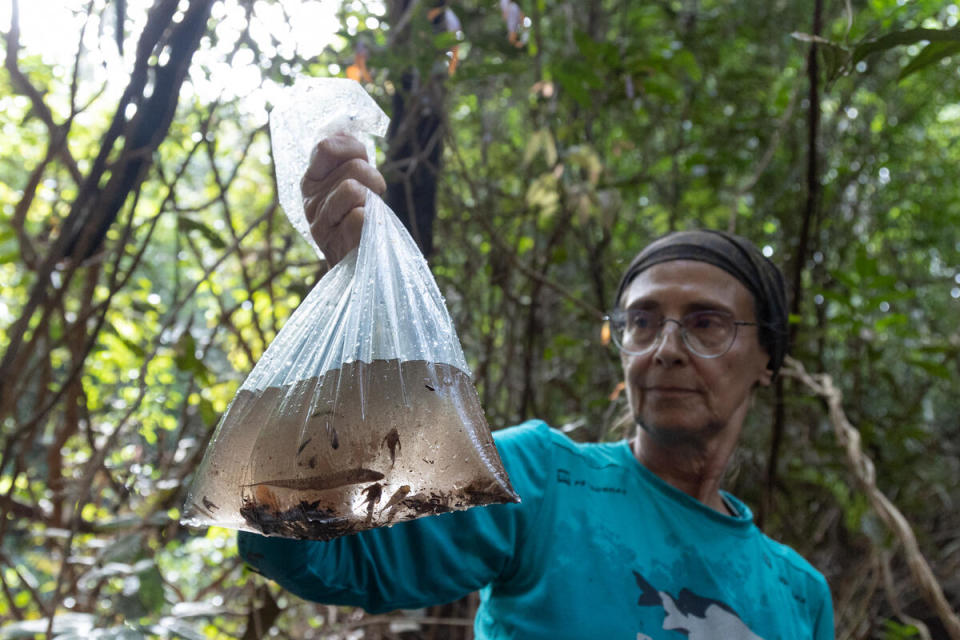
[644,386,698,394]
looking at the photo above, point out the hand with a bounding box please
[301,133,387,266]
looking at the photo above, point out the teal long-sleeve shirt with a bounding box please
[239,420,834,639]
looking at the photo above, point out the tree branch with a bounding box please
[782,356,960,640]
[3,0,82,182]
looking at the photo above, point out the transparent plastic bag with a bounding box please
[181,78,518,539]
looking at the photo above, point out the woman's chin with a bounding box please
[635,410,724,445]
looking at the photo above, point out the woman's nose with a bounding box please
[653,320,688,366]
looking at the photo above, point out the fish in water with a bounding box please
[248,468,384,492]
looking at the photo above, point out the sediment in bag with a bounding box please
[183,359,518,539]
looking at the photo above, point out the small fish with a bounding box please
[310,406,341,449]
[361,483,383,522]
[202,496,219,512]
[361,483,383,506]
[381,485,412,511]
[381,428,401,466]
[330,426,339,450]
[248,468,384,492]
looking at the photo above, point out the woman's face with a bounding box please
[619,260,773,442]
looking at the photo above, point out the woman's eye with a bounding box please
[632,313,652,329]
[691,313,727,331]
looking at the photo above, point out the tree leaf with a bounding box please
[552,65,594,108]
[898,41,960,81]
[906,357,951,380]
[173,332,213,384]
[199,397,219,427]
[791,32,850,80]
[138,565,166,613]
[793,28,960,80]
[178,215,227,249]
[98,531,144,563]
[851,27,960,65]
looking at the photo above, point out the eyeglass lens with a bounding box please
[615,309,736,356]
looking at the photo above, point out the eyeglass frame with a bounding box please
[602,307,759,359]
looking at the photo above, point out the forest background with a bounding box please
[0,0,958,638]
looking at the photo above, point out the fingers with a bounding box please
[310,179,369,262]
[318,178,368,227]
[300,133,385,214]
[317,208,364,266]
[304,133,369,183]
[300,133,387,266]
[302,158,386,211]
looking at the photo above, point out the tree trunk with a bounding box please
[382,0,449,259]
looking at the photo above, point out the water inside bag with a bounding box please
[184,359,515,539]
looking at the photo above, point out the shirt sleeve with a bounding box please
[812,577,835,640]
[237,420,551,614]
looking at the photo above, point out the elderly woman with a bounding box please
[239,135,833,639]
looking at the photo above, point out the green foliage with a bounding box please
[1,0,959,637]
[795,19,960,82]
[882,619,922,639]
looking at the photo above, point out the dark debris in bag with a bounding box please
[240,478,515,540]
[240,498,357,540]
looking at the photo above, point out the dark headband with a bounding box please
[614,229,789,374]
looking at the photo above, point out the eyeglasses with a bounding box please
[602,309,757,359]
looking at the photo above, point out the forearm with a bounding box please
[238,505,515,613]
[237,421,549,613]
